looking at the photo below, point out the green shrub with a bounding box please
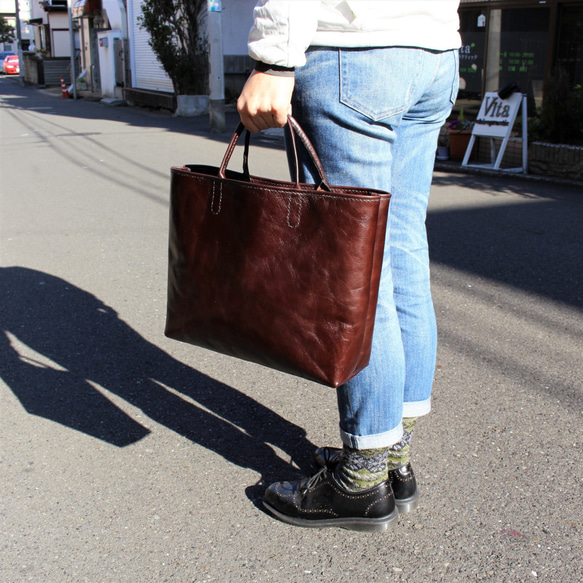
[139,0,209,95]
[530,69,583,146]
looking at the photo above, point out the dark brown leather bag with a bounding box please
[165,117,391,387]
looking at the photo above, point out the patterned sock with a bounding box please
[386,417,418,471]
[335,446,389,492]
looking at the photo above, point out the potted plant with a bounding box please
[436,123,450,160]
[448,107,474,161]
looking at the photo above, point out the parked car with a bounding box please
[2,55,20,75]
[0,51,16,73]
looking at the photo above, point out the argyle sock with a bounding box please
[386,417,418,471]
[335,446,389,492]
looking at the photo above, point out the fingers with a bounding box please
[239,108,292,133]
[239,110,280,133]
[237,71,295,133]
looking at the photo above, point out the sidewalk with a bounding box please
[36,81,583,190]
[434,158,583,190]
[1,79,582,583]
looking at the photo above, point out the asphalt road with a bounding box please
[1,77,582,583]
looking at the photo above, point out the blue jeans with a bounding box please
[290,47,459,449]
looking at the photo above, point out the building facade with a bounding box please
[1,0,32,52]
[459,0,583,109]
[14,1,582,119]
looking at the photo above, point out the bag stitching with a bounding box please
[173,172,385,202]
[287,192,302,228]
[210,182,223,215]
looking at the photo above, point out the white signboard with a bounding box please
[472,91,523,138]
[462,91,527,173]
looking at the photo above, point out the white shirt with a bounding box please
[249,0,461,68]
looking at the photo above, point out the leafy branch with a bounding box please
[138,0,209,95]
[0,16,15,44]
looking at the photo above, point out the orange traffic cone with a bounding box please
[60,77,69,99]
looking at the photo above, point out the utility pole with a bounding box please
[13,0,24,86]
[67,0,77,99]
[208,0,225,132]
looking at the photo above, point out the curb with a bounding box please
[434,159,583,190]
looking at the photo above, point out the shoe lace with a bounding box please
[302,467,328,493]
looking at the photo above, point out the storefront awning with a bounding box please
[72,0,101,19]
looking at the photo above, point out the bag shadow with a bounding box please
[0,267,314,503]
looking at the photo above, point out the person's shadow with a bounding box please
[0,266,314,504]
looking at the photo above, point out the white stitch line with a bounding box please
[287,193,302,228]
[173,173,386,202]
[210,182,222,215]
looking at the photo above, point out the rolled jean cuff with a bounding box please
[339,423,403,450]
[403,397,431,419]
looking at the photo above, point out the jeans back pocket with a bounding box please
[340,48,422,122]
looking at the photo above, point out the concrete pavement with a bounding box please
[1,78,582,583]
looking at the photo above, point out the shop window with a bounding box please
[556,6,583,87]
[498,7,550,109]
[459,9,487,100]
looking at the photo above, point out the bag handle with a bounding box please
[218,116,331,191]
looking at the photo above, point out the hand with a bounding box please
[237,70,295,133]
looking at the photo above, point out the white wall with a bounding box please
[222,0,255,55]
[102,0,127,37]
[98,30,122,98]
[0,0,17,11]
[52,29,70,57]
[48,13,71,57]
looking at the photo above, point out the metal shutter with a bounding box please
[128,0,173,93]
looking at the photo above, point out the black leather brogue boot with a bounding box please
[387,463,419,514]
[263,467,399,532]
[314,447,420,514]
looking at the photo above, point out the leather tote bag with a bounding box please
[165,116,391,387]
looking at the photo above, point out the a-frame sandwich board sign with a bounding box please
[462,91,527,173]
